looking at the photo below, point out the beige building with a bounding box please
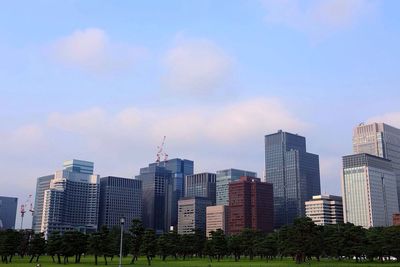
[305,195,344,225]
[206,205,228,237]
[353,122,400,209]
[178,197,211,235]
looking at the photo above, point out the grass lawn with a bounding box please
[2,256,399,267]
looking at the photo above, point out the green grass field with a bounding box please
[2,256,399,267]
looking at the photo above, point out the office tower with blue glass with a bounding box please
[0,196,18,229]
[353,123,400,209]
[38,160,100,237]
[216,168,257,205]
[136,163,173,234]
[149,158,194,228]
[99,176,142,229]
[265,130,321,228]
[185,172,216,205]
[32,174,55,233]
[342,153,399,228]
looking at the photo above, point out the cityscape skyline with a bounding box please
[2,0,400,229]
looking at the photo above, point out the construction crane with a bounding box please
[156,136,168,165]
[20,194,33,229]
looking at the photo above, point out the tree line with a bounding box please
[1,218,400,265]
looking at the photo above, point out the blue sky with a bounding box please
[1,0,400,228]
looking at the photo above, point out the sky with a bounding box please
[1,0,400,228]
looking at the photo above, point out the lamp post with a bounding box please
[119,217,125,267]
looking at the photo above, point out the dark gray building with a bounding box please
[32,174,54,233]
[185,172,216,205]
[136,164,172,234]
[178,197,212,235]
[99,176,142,229]
[265,130,321,228]
[149,158,194,228]
[0,196,18,229]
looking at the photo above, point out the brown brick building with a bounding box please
[394,213,400,226]
[228,176,273,235]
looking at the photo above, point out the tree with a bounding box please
[208,229,227,261]
[284,217,319,264]
[28,233,46,263]
[240,229,259,260]
[341,223,366,262]
[228,234,243,261]
[141,229,157,266]
[88,232,103,265]
[129,219,144,264]
[0,229,20,263]
[47,231,63,264]
[365,227,385,262]
[17,230,32,259]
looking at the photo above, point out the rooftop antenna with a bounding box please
[156,136,168,166]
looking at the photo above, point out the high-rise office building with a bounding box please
[342,153,399,228]
[149,158,194,228]
[216,169,256,206]
[177,197,211,235]
[63,159,94,174]
[206,205,228,237]
[39,160,100,237]
[305,195,344,225]
[136,164,172,234]
[265,130,321,228]
[353,123,400,208]
[0,196,18,229]
[228,176,273,235]
[32,174,54,233]
[99,176,142,229]
[185,172,216,205]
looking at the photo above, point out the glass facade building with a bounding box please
[99,176,142,229]
[149,158,193,228]
[41,168,100,238]
[0,196,18,229]
[32,174,54,233]
[353,123,400,209]
[63,159,94,174]
[342,153,399,228]
[216,169,257,206]
[185,172,216,205]
[265,130,321,228]
[136,164,172,234]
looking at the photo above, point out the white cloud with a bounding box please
[367,112,400,128]
[162,36,233,95]
[49,28,146,73]
[261,0,376,38]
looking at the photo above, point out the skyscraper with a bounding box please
[39,160,100,237]
[342,153,399,228]
[32,174,54,233]
[228,176,274,235]
[216,169,257,206]
[305,195,344,226]
[99,176,142,229]
[149,158,194,228]
[265,130,321,228]
[353,123,400,208]
[63,159,94,174]
[0,196,18,229]
[177,197,211,235]
[185,172,216,205]
[136,164,172,234]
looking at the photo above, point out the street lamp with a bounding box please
[119,217,125,267]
